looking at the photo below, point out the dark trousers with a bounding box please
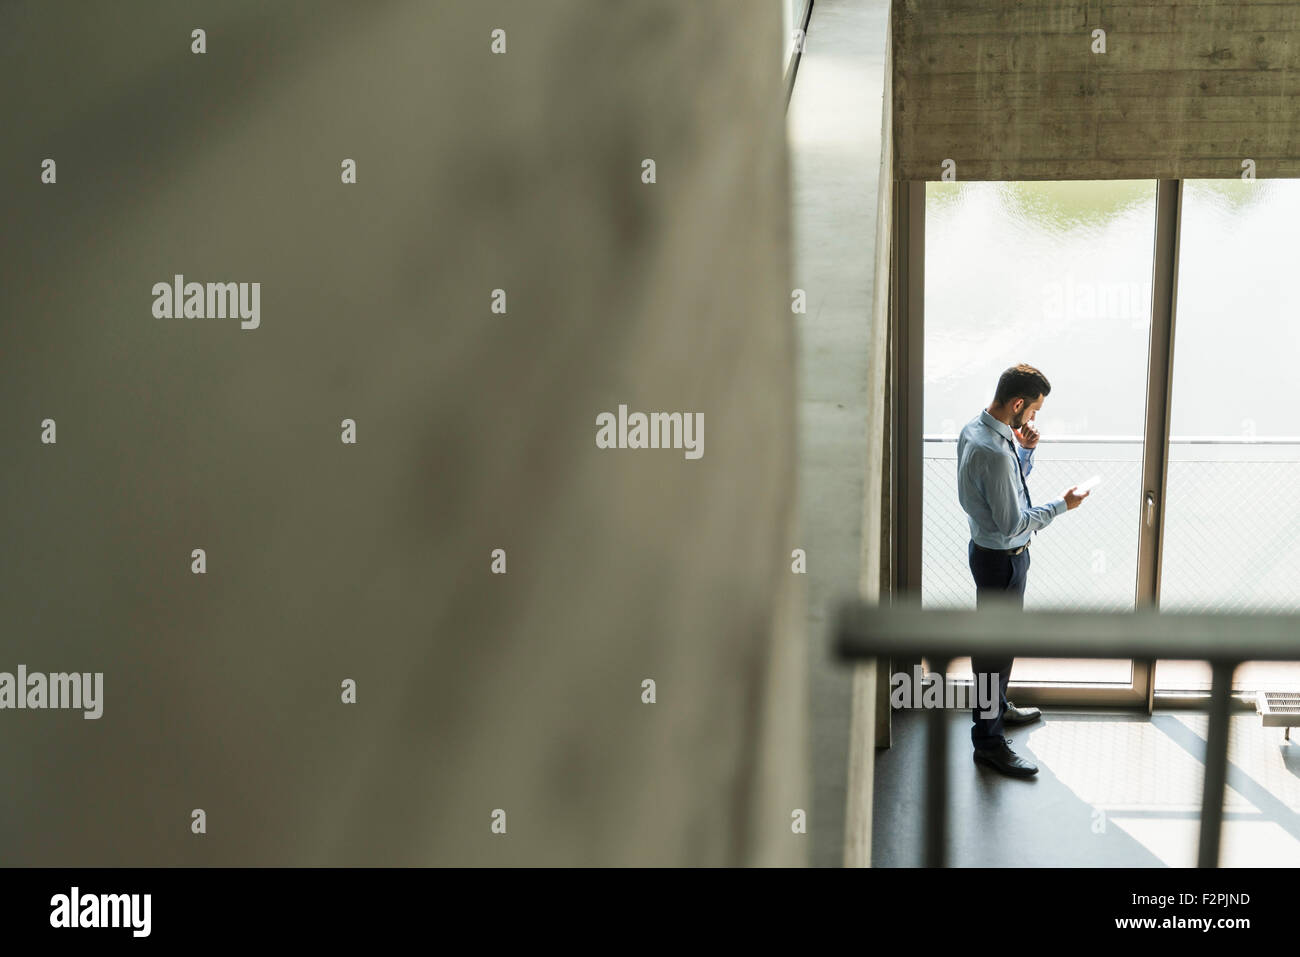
[968,540,1030,750]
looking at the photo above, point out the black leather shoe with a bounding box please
[973,738,1038,776]
[1003,701,1042,726]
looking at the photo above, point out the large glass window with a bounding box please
[1156,180,1300,692]
[923,181,1157,685]
[916,178,1300,698]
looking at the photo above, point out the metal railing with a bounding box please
[922,436,1300,614]
[835,601,1300,867]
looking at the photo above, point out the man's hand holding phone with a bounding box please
[1064,473,1101,509]
[1063,485,1091,510]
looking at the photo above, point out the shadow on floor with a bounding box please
[871,708,1300,867]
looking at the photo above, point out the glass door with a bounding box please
[908,177,1300,705]
[920,180,1157,702]
[1156,179,1300,694]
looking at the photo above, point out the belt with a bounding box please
[972,541,1029,556]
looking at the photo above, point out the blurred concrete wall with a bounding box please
[0,1,805,865]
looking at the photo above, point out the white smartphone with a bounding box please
[1074,474,1103,494]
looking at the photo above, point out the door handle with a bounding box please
[1145,490,1156,527]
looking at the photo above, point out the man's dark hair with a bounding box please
[994,363,1051,407]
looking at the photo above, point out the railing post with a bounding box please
[924,655,950,867]
[1197,660,1237,867]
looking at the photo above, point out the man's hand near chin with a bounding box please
[1014,421,1040,449]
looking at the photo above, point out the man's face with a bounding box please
[1010,394,1045,430]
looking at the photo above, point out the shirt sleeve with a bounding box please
[975,446,1065,537]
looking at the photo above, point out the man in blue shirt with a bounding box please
[956,363,1089,776]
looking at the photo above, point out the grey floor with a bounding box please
[873,708,1300,867]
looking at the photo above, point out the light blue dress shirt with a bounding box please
[957,409,1067,550]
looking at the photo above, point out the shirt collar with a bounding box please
[979,409,1015,445]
